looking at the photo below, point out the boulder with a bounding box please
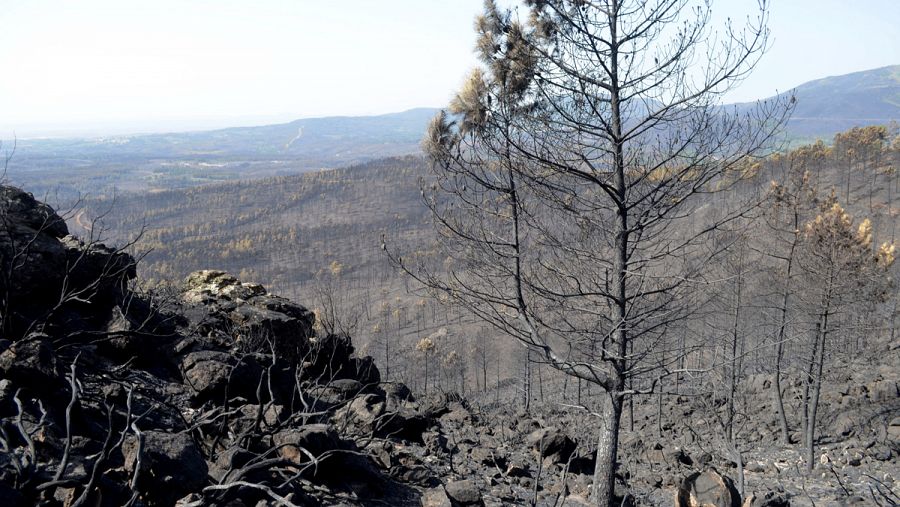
[273,424,341,465]
[382,382,415,403]
[888,417,900,442]
[341,393,387,426]
[0,220,68,304]
[0,336,60,396]
[180,350,261,402]
[304,333,356,381]
[445,480,484,506]
[391,463,438,487]
[336,392,436,443]
[122,430,207,506]
[60,235,136,295]
[375,408,432,443]
[352,355,381,385]
[868,379,899,402]
[228,302,310,355]
[440,402,472,424]
[868,444,893,461]
[209,446,254,482]
[306,378,365,406]
[228,404,283,436]
[183,270,258,302]
[274,424,383,495]
[0,186,68,238]
[741,491,790,507]
[831,411,858,437]
[98,303,178,365]
[675,469,741,507]
[423,486,454,507]
[527,427,576,464]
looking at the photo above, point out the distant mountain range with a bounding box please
[743,64,900,139]
[5,66,898,197]
[11,107,438,168]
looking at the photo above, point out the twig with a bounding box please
[201,481,303,507]
[54,354,82,482]
[12,390,37,478]
[124,422,145,507]
[828,465,850,497]
[71,404,116,507]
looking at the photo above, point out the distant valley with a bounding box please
[3,66,899,199]
[3,108,439,197]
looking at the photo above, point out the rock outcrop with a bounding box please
[181,269,315,361]
[0,187,422,505]
[0,185,136,339]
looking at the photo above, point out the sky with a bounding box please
[0,0,898,137]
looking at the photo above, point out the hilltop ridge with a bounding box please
[770,64,900,138]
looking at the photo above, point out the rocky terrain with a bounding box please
[1,186,898,506]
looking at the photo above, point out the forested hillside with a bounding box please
[57,123,900,504]
[76,125,900,396]
[4,123,899,507]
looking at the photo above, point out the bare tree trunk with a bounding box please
[890,167,896,242]
[676,329,686,395]
[731,442,745,496]
[806,311,829,473]
[537,362,544,405]
[801,322,819,444]
[773,222,798,445]
[890,294,898,344]
[627,338,634,433]
[726,247,744,443]
[523,349,532,412]
[594,6,627,504]
[482,336,488,393]
[656,386,663,438]
[592,394,623,506]
[496,355,501,405]
[423,352,429,396]
[846,152,853,204]
[869,164,876,214]
[384,326,391,382]
[773,336,791,444]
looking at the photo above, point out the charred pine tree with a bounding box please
[393,1,790,504]
[796,196,894,472]
[763,143,824,445]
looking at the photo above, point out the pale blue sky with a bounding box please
[0,0,898,137]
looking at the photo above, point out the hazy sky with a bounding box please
[1,0,898,137]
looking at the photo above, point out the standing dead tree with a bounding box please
[795,196,894,472]
[761,144,824,445]
[392,0,791,504]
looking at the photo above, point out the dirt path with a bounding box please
[71,209,92,236]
